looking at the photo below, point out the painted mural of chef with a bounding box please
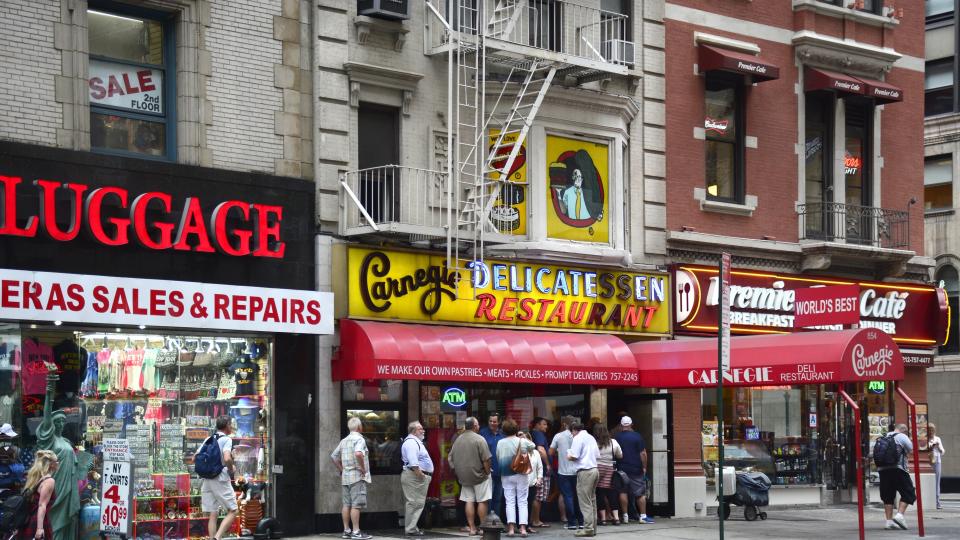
[549,149,604,225]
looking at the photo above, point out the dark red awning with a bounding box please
[334,319,638,385]
[631,328,903,388]
[698,45,780,82]
[805,67,865,96]
[854,76,903,103]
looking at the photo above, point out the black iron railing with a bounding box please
[797,202,909,249]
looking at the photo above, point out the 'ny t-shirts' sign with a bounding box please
[88,60,163,114]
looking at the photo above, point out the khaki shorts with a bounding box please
[342,481,368,508]
[201,479,238,512]
[459,477,492,503]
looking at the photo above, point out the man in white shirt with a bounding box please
[198,416,237,540]
[549,416,582,529]
[400,421,434,536]
[567,422,599,537]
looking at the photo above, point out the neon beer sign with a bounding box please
[0,175,285,258]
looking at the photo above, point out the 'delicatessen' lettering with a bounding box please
[0,175,285,258]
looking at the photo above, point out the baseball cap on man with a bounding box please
[0,424,17,438]
[620,416,633,426]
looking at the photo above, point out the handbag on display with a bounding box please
[155,347,178,368]
[193,340,217,368]
[216,342,238,368]
[178,340,197,367]
[510,440,532,475]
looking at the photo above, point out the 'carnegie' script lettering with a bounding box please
[359,251,458,315]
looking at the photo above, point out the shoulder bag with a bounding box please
[510,440,532,475]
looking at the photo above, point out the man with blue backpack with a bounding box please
[194,415,238,540]
[874,423,915,531]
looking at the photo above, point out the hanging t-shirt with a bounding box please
[0,342,20,370]
[229,358,259,396]
[109,349,125,392]
[141,349,158,392]
[21,339,53,396]
[96,350,111,394]
[53,340,86,395]
[80,351,98,397]
[125,349,145,392]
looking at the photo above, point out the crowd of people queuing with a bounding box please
[332,412,653,539]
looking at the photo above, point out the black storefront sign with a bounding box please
[0,141,318,535]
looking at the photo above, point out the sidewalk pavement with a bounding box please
[298,504,960,540]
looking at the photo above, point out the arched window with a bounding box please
[937,265,959,354]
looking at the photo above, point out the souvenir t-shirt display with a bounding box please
[21,339,53,396]
[96,349,111,394]
[53,339,86,395]
[125,348,145,392]
[230,357,259,397]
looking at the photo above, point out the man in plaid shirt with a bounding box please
[332,417,373,539]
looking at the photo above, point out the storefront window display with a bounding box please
[702,385,820,486]
[342,380,406,475]
[9,326,273,540]
[419,383,588,507]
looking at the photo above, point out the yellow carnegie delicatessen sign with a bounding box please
[345,247,671,336]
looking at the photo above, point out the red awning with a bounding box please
[854,76,903,104]
[631,328,903,388]
[698,45,780,82]
[805,67,865,96]
[334,319,639,385]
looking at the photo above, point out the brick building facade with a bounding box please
[662,0,938,517]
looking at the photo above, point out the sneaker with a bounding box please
[351,532,373,540]
[621,516,629,525]
[884,522,898,530]
[406,530,425,537]
[563,525,578,530]
[640,516,655,524]
[893,514,907,530]
[342,531,353,539]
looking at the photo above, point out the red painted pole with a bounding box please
[839,390,864,540]
[896,386,925,537]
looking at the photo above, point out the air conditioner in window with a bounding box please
[358,0,410,20]
[601,39,635,65]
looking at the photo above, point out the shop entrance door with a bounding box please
[608,391,675,516]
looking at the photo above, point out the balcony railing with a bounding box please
[427,0,634,67]
[798,202,909,249]
[339,165,448,237]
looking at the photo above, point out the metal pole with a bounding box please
[717,256,725,539]
[896,385,925,537]
[839,390,864,540]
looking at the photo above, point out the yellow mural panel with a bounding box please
[545,134,609,243]
[488,130,527,235]
[347,247,671,336]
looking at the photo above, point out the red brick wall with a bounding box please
[673,388,705,477]
[664,2,925,254]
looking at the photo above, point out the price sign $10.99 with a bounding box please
[99,460,132,534]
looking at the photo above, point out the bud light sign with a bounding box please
[441,387,467,408]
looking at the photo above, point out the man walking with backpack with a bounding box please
[875,423,916,530]
[195,415,238,540]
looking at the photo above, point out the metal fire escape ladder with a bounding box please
[435,1,555,299]
[487,0,525,40]
[479,62,556,228]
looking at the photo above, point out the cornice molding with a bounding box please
[793,30,901,78]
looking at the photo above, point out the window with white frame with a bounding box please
[88,5,175,159]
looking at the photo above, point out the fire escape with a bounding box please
[341,0,634,291]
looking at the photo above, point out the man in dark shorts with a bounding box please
[613,416,653,524]
[529,417,551,528]
[878,424,916,530]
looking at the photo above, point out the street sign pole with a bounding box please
[718,253,731,539]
